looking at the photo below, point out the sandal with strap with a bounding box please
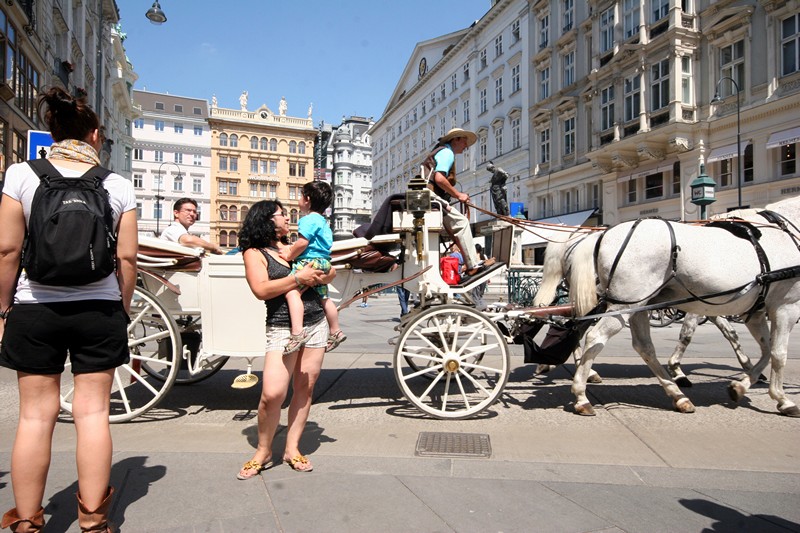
[284,455,313,472]
[284,330,308,355]
[237,459,271,480]
[326,330,347,352]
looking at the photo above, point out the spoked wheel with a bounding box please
[649,308,684,327]
[60,287,181,422]
[141,327,229,385]
[393,304,510,419]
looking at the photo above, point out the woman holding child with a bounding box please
[236,199,334,478]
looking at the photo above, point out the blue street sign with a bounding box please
[27,130,54,160]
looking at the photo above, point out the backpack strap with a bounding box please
[80,166,113,187]
[27,159,62,183]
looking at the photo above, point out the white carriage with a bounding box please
[59,189,516,422]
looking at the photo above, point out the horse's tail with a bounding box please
[569,232,601,316]
[533,238,570,306]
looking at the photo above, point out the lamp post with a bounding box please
[145,1,167,24]
[710,76,742,209]
[155,161,181,236]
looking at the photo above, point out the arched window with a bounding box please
[298,141,306,154]
[219,230,228,247]
[270,138,277,151]
[260,137,268,150]
[228,231,238,248]
[229,205,238,222]
[290,208,298,224]
[250,136,258,150]
[219,133,228,146]
[230,134,238,147]
[240,206,249,220]
[219,205,228,221]
[289,141,297,153]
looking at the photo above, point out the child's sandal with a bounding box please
[284,330,308,355]
[326,330,347,352]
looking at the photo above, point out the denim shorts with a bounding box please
[264,318,328,353]
[0,300,129,375]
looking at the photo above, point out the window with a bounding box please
[134,118,144,129]
[260,160,268,174]
[540,128,551,163]
[644,172,664,199]
[291,209,299,224]
[219,133,228,146]
[173,175,183,191]
[134,148,143,160]
[219,156,228,171]
[230,157,238,172]
[174,152,183,164]
[562,0,574,33]
[219,231,228,247]
[289,186,297,200]
[251,159,258,173]
[719,158,733,187]
[298,142,306,154]
[218,179,238,195]
[154,175,163,191]
[136,202,142,218]
[451,73,457,92]
[600,7,615,53]
[219,205,228,221]
[782,13,800,76]
[230,134,238,148]
[269,184,277,199]
[463,99,470,123]
[153,203,163,220]
[627,179,637,203]
[155,120,164,131]
[479,134,487,163]
[563,116,575,155]
[780,143,796,176]
[495,76,503,104]
[624,74,641,122]
[194,126,203,136]
[494,34,503,58]
[540,66,550,99]
[430,92,436,109]
[193,107,201,115]
[193,178,202,193]
[672,162,681,194]
[451,108,458,129]
[539,14,549,48]
[269,161,278,174]
[480,49,487,69]
[651,58,670,111]
[289,162,297,176]
[652,0,669,22]
[511,64,520,93]
[719,40,744,97]
[479,88,487,114]
[174,104,183,112]
[623,0,640,39]
[495,126,503,156]
[463,62,470,82]
[289,141,297,153]
[194,154,202,166]
[440,82,446,101]
[601,85,615,131]
[511,116,520,149]
[154,150,164,163]
[229,206,238,222]
[174,123,183,134]
[270,138,277,151]
[562,50,575,87]
[250,137,258,150]
[250,182,267,197]
[155,102,164,110]
[681,56,692,104]
[440,116,446,136]
[133,174,143,188]
[512,19,520,42]
[260,137,268,150]
[744,144,753,182]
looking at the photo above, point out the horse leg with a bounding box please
[667,313,699,388]
[766,309,800,417]
[572,344,602,383]
[729,311,771,402]
[572,316,624,416]
[628,312,695,413]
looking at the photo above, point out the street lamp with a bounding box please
[145,1,167,24]
[155,161,181,235]
[710,76,742,209]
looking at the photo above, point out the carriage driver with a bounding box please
[423,128,495,282]
[160,198,223,254]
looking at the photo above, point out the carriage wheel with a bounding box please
[649,308,678,327]
[394,305,510,419]
[60,287,181,423]
[141,328,230,385]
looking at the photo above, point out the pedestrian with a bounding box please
[422,128,495,282]
[471,243,489,310]
[236,200,334,479]
[397,286,411,317]
[0,87,138,532]
[160,198,223,254]
[278,181,346,353]
[360,294,369,308]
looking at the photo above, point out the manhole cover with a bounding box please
[415,432,491,458]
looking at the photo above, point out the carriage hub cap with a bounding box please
[445,359,460,372]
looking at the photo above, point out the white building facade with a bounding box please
[330,116,374,239]
[132,90,212,239]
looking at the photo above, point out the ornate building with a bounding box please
[329,116,374,240]
[207,94,316,248]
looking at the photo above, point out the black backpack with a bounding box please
[22,159,117,286]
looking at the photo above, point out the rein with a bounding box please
[466,202,603,244]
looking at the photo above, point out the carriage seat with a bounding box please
[330,234,403,273]
[138,236,204,272]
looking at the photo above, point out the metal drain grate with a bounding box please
[415,432,492,458]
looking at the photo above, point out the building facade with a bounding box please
[0,0,136,188]
[329,116,374,239]
[131,90,211,238]
[207,94,316,248]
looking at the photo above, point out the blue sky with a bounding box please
[119,1,491,127]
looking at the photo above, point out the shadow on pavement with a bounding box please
[679,498,800,532]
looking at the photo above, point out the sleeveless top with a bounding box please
[260,249,325,327]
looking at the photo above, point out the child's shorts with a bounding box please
[291,257,331,299]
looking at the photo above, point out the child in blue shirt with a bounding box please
[280,181,346,354]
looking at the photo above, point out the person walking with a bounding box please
[0,87,138,532]
[236,200,334,479]
[160,198,223,254]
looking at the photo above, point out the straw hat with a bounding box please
[438,128,477,147]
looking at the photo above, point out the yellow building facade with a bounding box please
[208,99,316,247]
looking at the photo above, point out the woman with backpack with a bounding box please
[0,87,137,532]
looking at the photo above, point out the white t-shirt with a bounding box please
[3,160,137,304]
[160,222,188,243]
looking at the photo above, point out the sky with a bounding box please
[118,0,492,127]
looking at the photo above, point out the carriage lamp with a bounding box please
[406,175,431,260]
[690,164,716,220]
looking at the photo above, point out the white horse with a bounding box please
[541,196,800,416]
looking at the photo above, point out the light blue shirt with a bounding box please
[297,212,332,261]
[434,143,455,174]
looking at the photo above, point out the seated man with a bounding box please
[160,198,223,254]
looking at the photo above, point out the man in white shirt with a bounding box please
[160,198,223,254]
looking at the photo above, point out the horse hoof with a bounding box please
[574,403,596,416]
[728,382,747,403]
[674,397,695,413]
[587,373,603,384]
[675,377,692,388]
[779,404,800,417]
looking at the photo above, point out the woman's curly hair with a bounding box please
[239,200,288,250]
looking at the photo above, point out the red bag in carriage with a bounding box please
[440,256,461,285]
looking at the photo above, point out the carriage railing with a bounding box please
[506,265,543,306]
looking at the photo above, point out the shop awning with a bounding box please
[706,141,750,163]
[766,127,800,149]
[520,208,597,247]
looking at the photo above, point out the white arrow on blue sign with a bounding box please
[27,130,54,160]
